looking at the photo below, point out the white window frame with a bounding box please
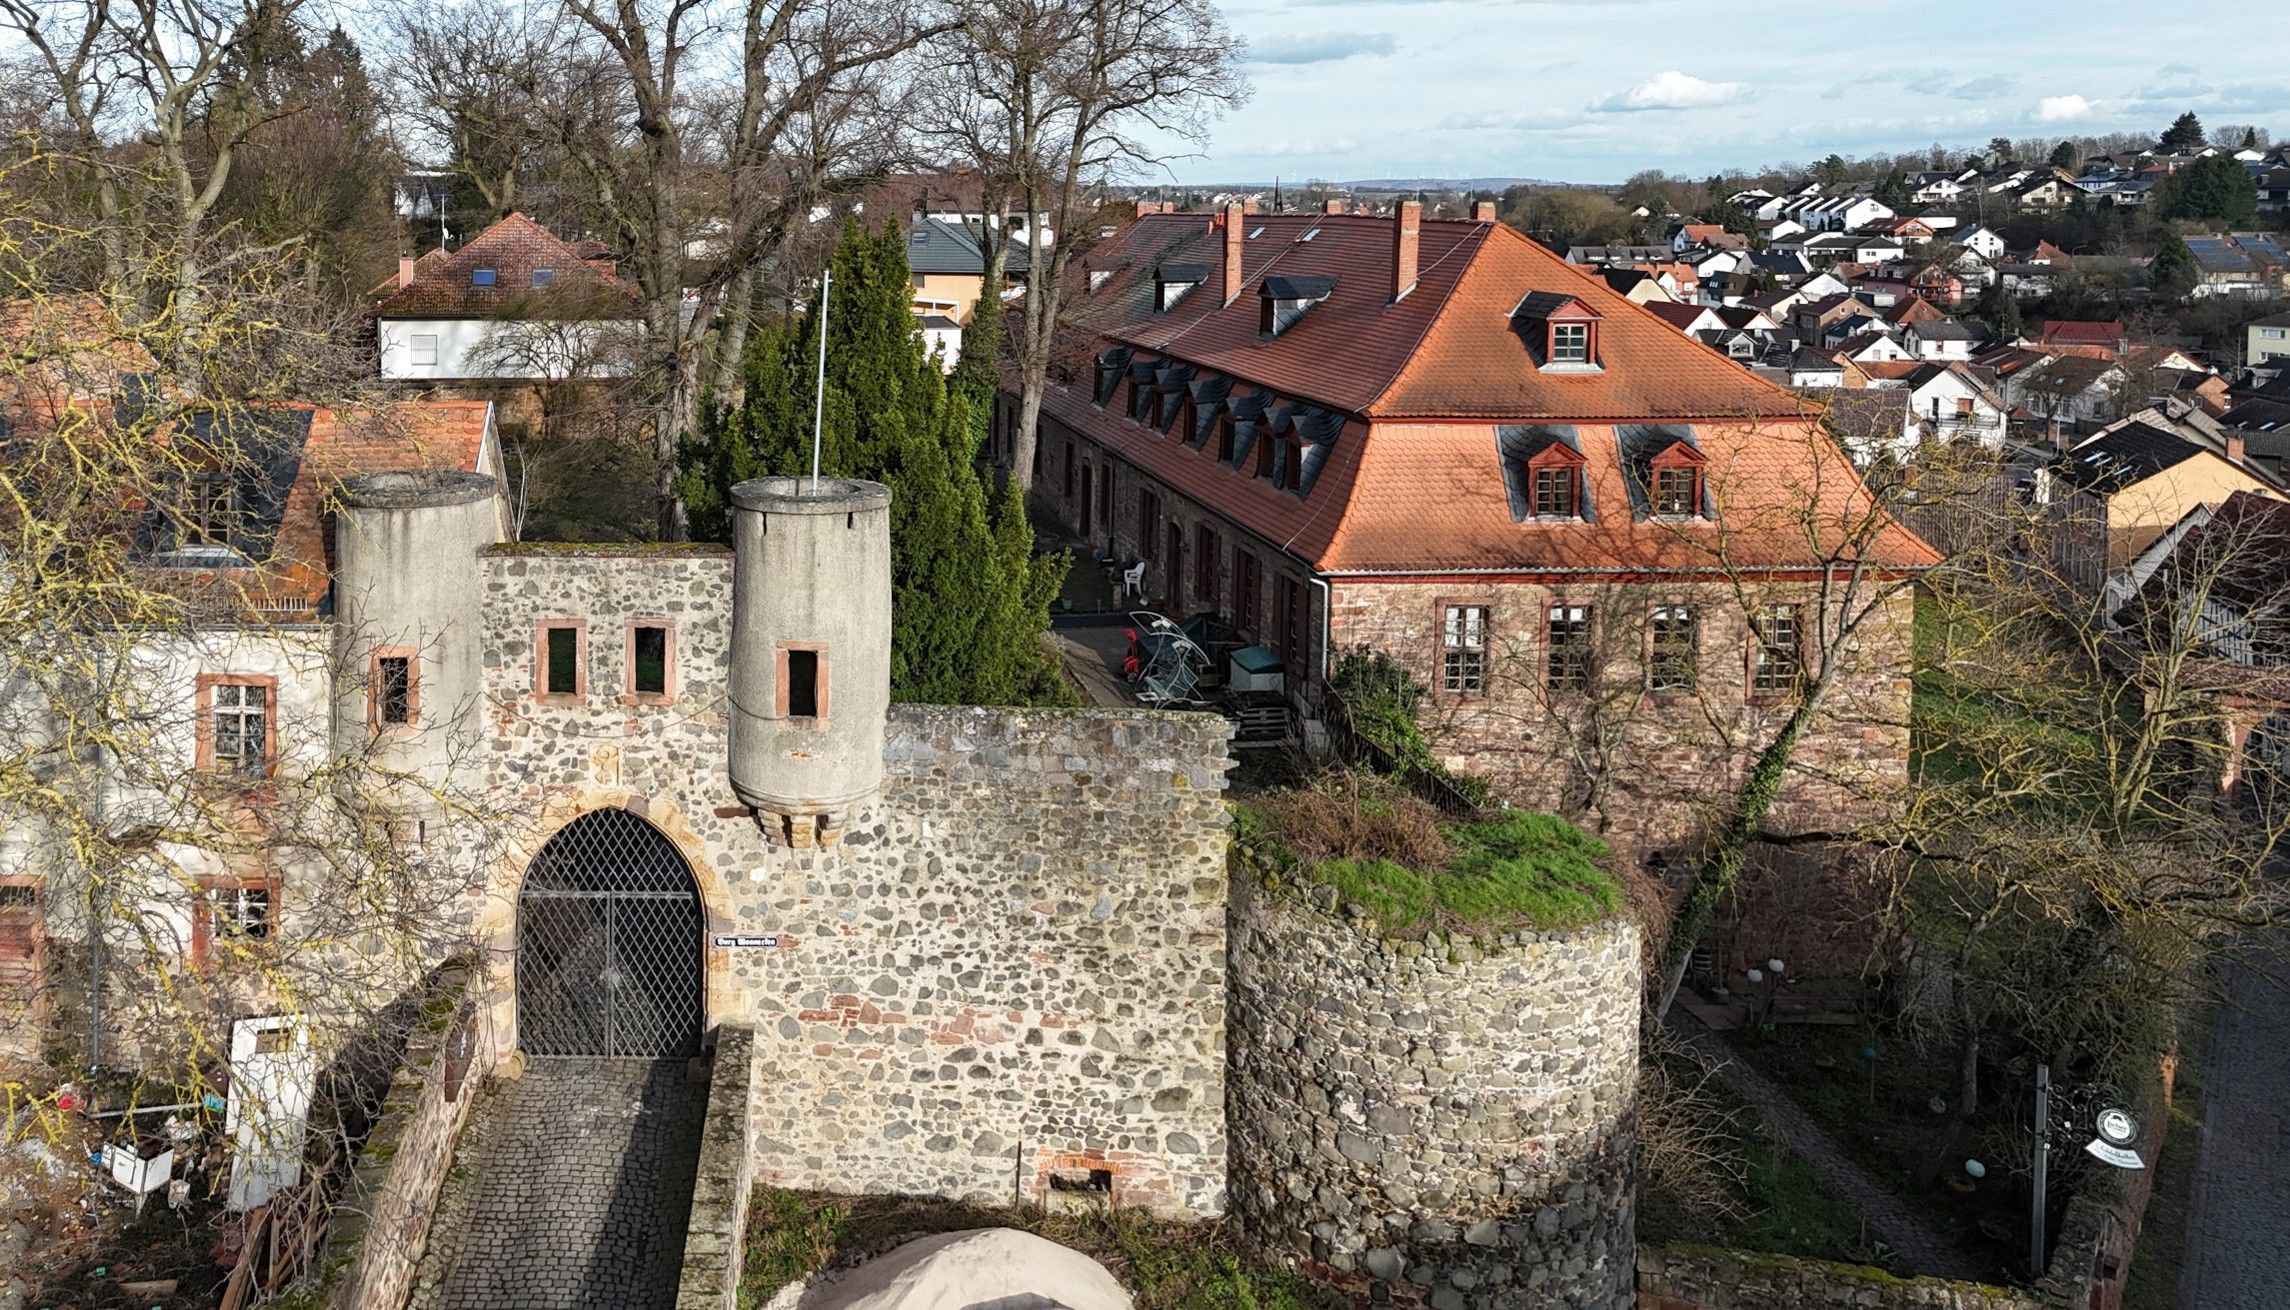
[409,333,440,366]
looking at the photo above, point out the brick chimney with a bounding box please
[1323,198,1346,215]
[1222,202,1246,306]
[398,256,417,288]
[1392,200,1422,303]
[2227,433,2247,465]
[1472,201,1498,222]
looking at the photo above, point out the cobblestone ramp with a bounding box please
[413,1058,708,1310]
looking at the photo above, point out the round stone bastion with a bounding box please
[1227,867,1640,1310]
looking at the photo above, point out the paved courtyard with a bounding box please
[416,1058,707,1310]
[2179,925,2290,1309]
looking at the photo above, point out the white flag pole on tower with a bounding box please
[811,267,830,492]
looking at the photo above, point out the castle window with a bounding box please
[184,475,236,547]
[625,622,675,703]
[1233,549,1261,634]
[537,621,587,701]
[779,644,828,723]
[1194,522,1220,610]
[197,674,275,778]
[1512,292,1603,371]
[1532,466,1577,518]
[192,873,278,968]
[1649,606,1698,693]
[1546,604,1593,693]
[1654,467,1699,517]
[1752,605,1802,697]
[1443,605,1488,695]
[372,650,418,730]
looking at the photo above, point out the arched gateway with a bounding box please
[515,807,704,1058]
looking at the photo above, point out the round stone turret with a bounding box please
[331,470,504,811]
[727,476,892,847]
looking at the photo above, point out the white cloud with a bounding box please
[2036,94,2093,122]
[1589,71,1752,113]
[1247,31,1397,64]
[1948,74,2016,101]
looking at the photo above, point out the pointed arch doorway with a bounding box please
[515,807,705,1058]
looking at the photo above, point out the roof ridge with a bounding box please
[1362,224,1495,415]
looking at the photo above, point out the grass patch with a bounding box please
[1234,775,1623,938]
[736,1189,1339,1310]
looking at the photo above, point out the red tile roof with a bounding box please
[372,214,639,320]
[262,399,496,605]
[1045,212,1936,578]
[2040,319,2127,348]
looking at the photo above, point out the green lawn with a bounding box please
[737,1189,1341,1310]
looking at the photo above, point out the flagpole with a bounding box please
[811,267,831,492]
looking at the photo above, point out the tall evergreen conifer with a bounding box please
[679,225,1071,705]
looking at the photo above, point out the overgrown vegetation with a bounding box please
[1326,648,1494,808]
[736,1188,1339,1310]
[1234,771,1622,937]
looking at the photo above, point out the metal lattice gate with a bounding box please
[516,808,703,1058]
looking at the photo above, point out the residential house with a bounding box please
[1599,268,1678,304]
[1907,264,1965,307]
[1011,203,1935,847]
[2039,320,2128,356]
[1905,319,1983,361]
[1834,329,1911,366]
[2254,167,2290,213]
[2034,417,2284,596]
[2248,310,2290,366]
[1797,233,1906,266]
[2014,171,2079,208]
[1644,302,1729,337]
[1957,225,2007,261]
[1899,363,2008,447]
[371,214,642,381]
[1875,216,1938,244]
[1562,244,1674,267]
[2011,353,2128,430]
[2181,235,2290,297]
[1671,223,1747,253]
[905,214,1032,328]
[1787,349,1849,388]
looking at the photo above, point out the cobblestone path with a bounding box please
[1670,1014,1984,1282]
[2180,927,2290,1309]
[415,1058,707,1310]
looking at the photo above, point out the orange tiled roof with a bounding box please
[372,214,639,320]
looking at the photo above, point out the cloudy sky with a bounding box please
[1169,0,2290,183]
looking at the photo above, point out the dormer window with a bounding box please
[1619,424,1707,521]
[1533,465,1577,517]
[1654,467,1698,516]
[1495,424,1594,523]
[1259,276,1337,338]
[1513,292,1603,371]
[471,268,497,287]
[1154,262,1208,311]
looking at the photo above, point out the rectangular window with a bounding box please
[531,267,555,287]
[1753,605,1802,696]
[631,624,669,697]
[210,681,270,776]
[1532,466,1577,518]
[1550,322,1590,362]
[1254,427,1275,479]
[1649,606,1698,693]
[1653,467,1698,517]
[211,883,273,941]
[1217,415,1236,462]
[540,624,584,699]
[1139,490,1161,566]
[409,334,440,367]
[1064,439,1076,499]
[184,476,235,546]
[780,646,826,721]
[1546,604,1592,693]
[1234,550,1261,633]
[376,654,414,727]
[471,268,497,287]
[1443,605,1488,695]
[1274,575,1304,664]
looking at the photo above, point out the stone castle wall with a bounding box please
[1226,868,1640,1309]
[473,547,1232,1216]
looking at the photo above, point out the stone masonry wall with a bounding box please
[1327,579,1915,866]
[1226,869,1640,1309]
[740,706,1234,1217]
[322,966,489,1310]
[473,548,1233,1217]
[1636,1245,2050,1310]
[677,1024,757,1310]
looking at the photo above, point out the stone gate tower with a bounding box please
[726,476,893,847]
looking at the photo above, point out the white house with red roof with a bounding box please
[372,214,643,382]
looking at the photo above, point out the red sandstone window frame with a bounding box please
[1647,443,1708,519]
[1437,601,1490,698]
[1233,548,1261,634]
[534,619,588,703]
[1749,604,1803,701]
[1646,604,1699,697]
[621,619,678,707]
[1545,602,1594,695]
[368,647,420,736]
[1525,445,1586,520]
[775,641,829,727]
[1193,522,1220,611]
[195,673,279,779]
[190,871,280,969]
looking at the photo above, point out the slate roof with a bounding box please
[1042,211,1936,576]
[372,214,640,320]
[906,215,1033,276]
[2054,420,2205,493]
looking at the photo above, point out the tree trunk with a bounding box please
[1652,704,1812,1019]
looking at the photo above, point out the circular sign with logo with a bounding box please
[2095,1107,2140,1148]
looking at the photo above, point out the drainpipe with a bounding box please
[1310,575,1333,699]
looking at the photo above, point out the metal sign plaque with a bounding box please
[2084,1138,2145,1169]
[712,933,782,948]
